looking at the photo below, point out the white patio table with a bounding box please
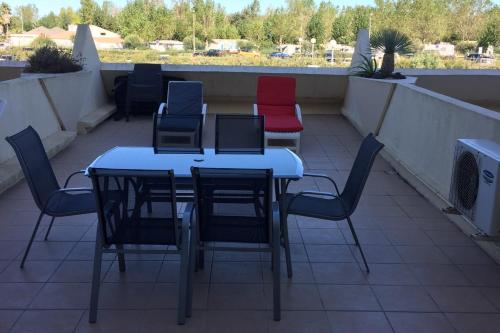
[87,147,303,180]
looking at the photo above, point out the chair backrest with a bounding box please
[191,167,273,244]
[215,114,264,154]
[257,76,296,106]
[153,113,204,154]
[127,63,163,101]
[5,126,60,210]
[130,63,162,84]
[167,81,203,115]
[341,134,384,216]
[89,168,180,248]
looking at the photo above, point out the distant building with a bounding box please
[9,27,74,48]
[149,40,184,51]
[423,42,455,57]
[279,44,301,55]
[208,39,247,51]
[68,25,123,49]
[324,39,355,54]
[9,25,123,50]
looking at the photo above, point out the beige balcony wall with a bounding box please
[378,83,500,201]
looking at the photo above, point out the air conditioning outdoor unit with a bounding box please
[450,139,500,236]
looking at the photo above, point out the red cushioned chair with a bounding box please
[253,76,303,152]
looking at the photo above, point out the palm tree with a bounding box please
[370,29,412,76]
[0,2,11,35]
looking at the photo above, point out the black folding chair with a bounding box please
[5,126,95,268]
[88,168,192,325]
[188,167,281,321]
[283,133,384,273]
[215,114,265,154]
[125,63,163,121]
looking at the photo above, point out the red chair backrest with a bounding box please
[257,76,296,106]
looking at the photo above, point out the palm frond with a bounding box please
[349,54,378,78]
[370,29,412,55]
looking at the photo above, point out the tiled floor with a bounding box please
[1,115,500,332]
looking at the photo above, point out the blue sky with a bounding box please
[8,0,376,16]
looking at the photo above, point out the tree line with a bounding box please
[3,0,500,50]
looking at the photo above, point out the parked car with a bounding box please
[466,53,495,64]
[269,52,290,59]
[325,50,335,63]
[207,49,224,57]
[192,51,206,56]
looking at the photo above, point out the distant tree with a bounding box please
[58,7,80,29]
[351,6,371,37]
[286,0,315,41]
[31,36,57,49]
[123,33,144,49]
[478,19,500,48]
[79,0,98,24]
[318,1,336,42]
[38,12,59,28]
[15,4,38,32]
[447,0,493,42]
[331,13,352,44]
[117,0,175,42]
[0,2,12,35]
[306,12,325,44]
[264,8,290,48]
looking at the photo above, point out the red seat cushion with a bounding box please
[264,115,303,132]
[258,104,295,116]
[257,76,296,106]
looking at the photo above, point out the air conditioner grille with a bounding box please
[454,151,479,212]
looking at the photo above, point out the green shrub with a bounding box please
[124,34,145,49]
[25,46,83,73]
[30,36,57,49]
[408,53,443,69]
[237,40,257,52]
[455,41,477,55]
[182,36,205,52]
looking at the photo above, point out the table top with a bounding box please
[87,147,303,179]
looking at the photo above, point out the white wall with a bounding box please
[0,77,61,163]
[378,83,500,199]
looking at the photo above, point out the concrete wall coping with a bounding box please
[399,82,500,120]
[98,63,500,76]
[101,62,351,75]
[2,60,500,76]
[0,61,26,68]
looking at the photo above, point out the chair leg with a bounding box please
[177,238,189,324]
[347,217,369,273]
[20,211,45,268]
[43,217,56,241]
[89,229,103,323]
[186,226,196,318]
[116,245,126,272]
[281,214,293,278]
[272,226,281,321]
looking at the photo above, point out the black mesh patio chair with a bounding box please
[125,63,163,121]
[88,168,192,325]
[5,126,95,268]
[215,114,265,154]
[155,81,206,147]
[189,167,281,321]
[283,133,384,273]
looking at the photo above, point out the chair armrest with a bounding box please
[253,104,258,116]
[112,79,126,93]
[202,104,207,126]
[63,170,86,188]
[295,104,302,124]
[157,102,167,115]
[272,202,280,238]
[42,187,93,211]
[294,190,337,198]
[302,173,341,197]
